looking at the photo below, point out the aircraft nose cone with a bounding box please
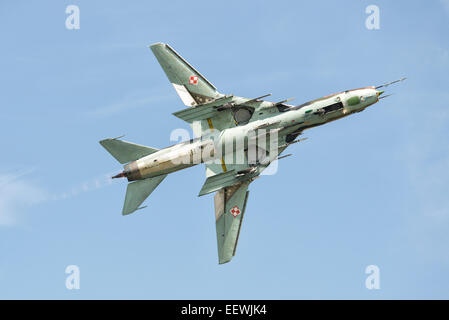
[377,90,385,97]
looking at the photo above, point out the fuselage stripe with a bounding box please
[207,118,214,129]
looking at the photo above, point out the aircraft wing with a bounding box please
[214,181,250,264]
[203,138,293,264]
[150,43,296,133]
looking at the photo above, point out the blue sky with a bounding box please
[1,0,448,299]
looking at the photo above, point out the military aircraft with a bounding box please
[100,43,405,264]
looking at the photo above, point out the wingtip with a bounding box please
[198,190,209,197]
[149,42,166,49]
[99,135,125,145]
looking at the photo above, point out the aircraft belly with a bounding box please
[138,158,195,178]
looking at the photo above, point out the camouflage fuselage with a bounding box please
[123,87,381,181]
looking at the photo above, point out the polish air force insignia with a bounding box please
[189,75,198,85]
[230,206,241,218]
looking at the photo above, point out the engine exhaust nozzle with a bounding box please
[112,171,126,179]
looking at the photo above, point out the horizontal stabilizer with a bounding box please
[122,175,167,215]
[99,138,159,164]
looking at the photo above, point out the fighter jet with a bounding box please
[100,43,405,264]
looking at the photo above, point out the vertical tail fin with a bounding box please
[150,43,221,106]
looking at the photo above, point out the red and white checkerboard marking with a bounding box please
[230,205,241,218]
[189,76,198,85]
